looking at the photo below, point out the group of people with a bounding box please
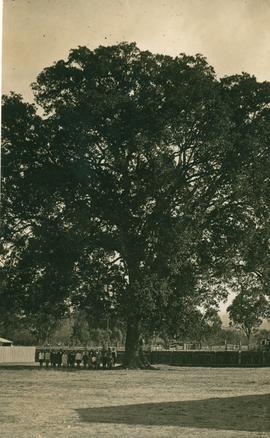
[37,347,118,370]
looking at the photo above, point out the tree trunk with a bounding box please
[122,253,154,369]
[247,333,251,351]
[123,319,153,369]
[123,319,140,368]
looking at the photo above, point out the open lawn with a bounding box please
[0,366,269,437]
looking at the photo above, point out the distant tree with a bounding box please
[254,329,270,349]
[227,278,270,348]
[255,328,270,340]
[179,307,222,347]
[1,309,63,345]
[2,44,270,366]
[111,327,124,347]
[10,327,37,346]
[196,308,222,347]
[71,310,91,345]
[157,303,222,348]
[89,328,111,347]
[50,317,73,345]
[27,311,62,345]
[216,328,245,347]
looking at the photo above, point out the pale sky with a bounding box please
[2,0,270,103]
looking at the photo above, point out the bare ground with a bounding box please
[0,365,269,438]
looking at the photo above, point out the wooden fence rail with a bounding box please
[0,347,36,363]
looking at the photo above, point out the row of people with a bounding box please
[38,347,117,369]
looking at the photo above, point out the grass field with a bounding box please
[0,365,269,438]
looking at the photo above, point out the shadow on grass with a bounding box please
[77,394,270,432]
[0,364,39,370]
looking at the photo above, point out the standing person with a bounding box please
[90,350,96,369]
[38,349,45,367]
[112,347,117,367]
[70,351,76,368]
[57,350,62,368]
[67,351,72,368]
[75,351,82,368]
[62,351,68,368]
[96,349,101,369]
[44,349,51,368]
[107,347,113,370]
[101,346,107,369]
[82,350,88,369]
[51,350,57,368]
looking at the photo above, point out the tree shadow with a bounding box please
[77,394,270,432]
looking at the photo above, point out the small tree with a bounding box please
[195,308,222,348]
[50,318,73,345]
[71,310,91,345]
[254,329,270,349]
[28,311,61,345]
[227,284,270,348]
[111,327,124,347]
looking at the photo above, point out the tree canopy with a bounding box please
[1,43,270,366]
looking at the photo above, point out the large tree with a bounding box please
[2,43,269,367]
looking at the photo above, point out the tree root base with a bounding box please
[121,354,158,370]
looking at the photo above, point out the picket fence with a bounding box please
[115,350,270,367]
[2,347,269,367]
[0,346,36,363]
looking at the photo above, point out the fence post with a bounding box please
[238,350,242,366]
[170,350,173,366]
[262,351,265,366]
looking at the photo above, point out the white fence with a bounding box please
[0,346,36,363]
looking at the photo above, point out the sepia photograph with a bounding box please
[1,0,270,436]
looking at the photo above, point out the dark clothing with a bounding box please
[82,353,88,368]
[57,351,62,367]
[51,351,57,367]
